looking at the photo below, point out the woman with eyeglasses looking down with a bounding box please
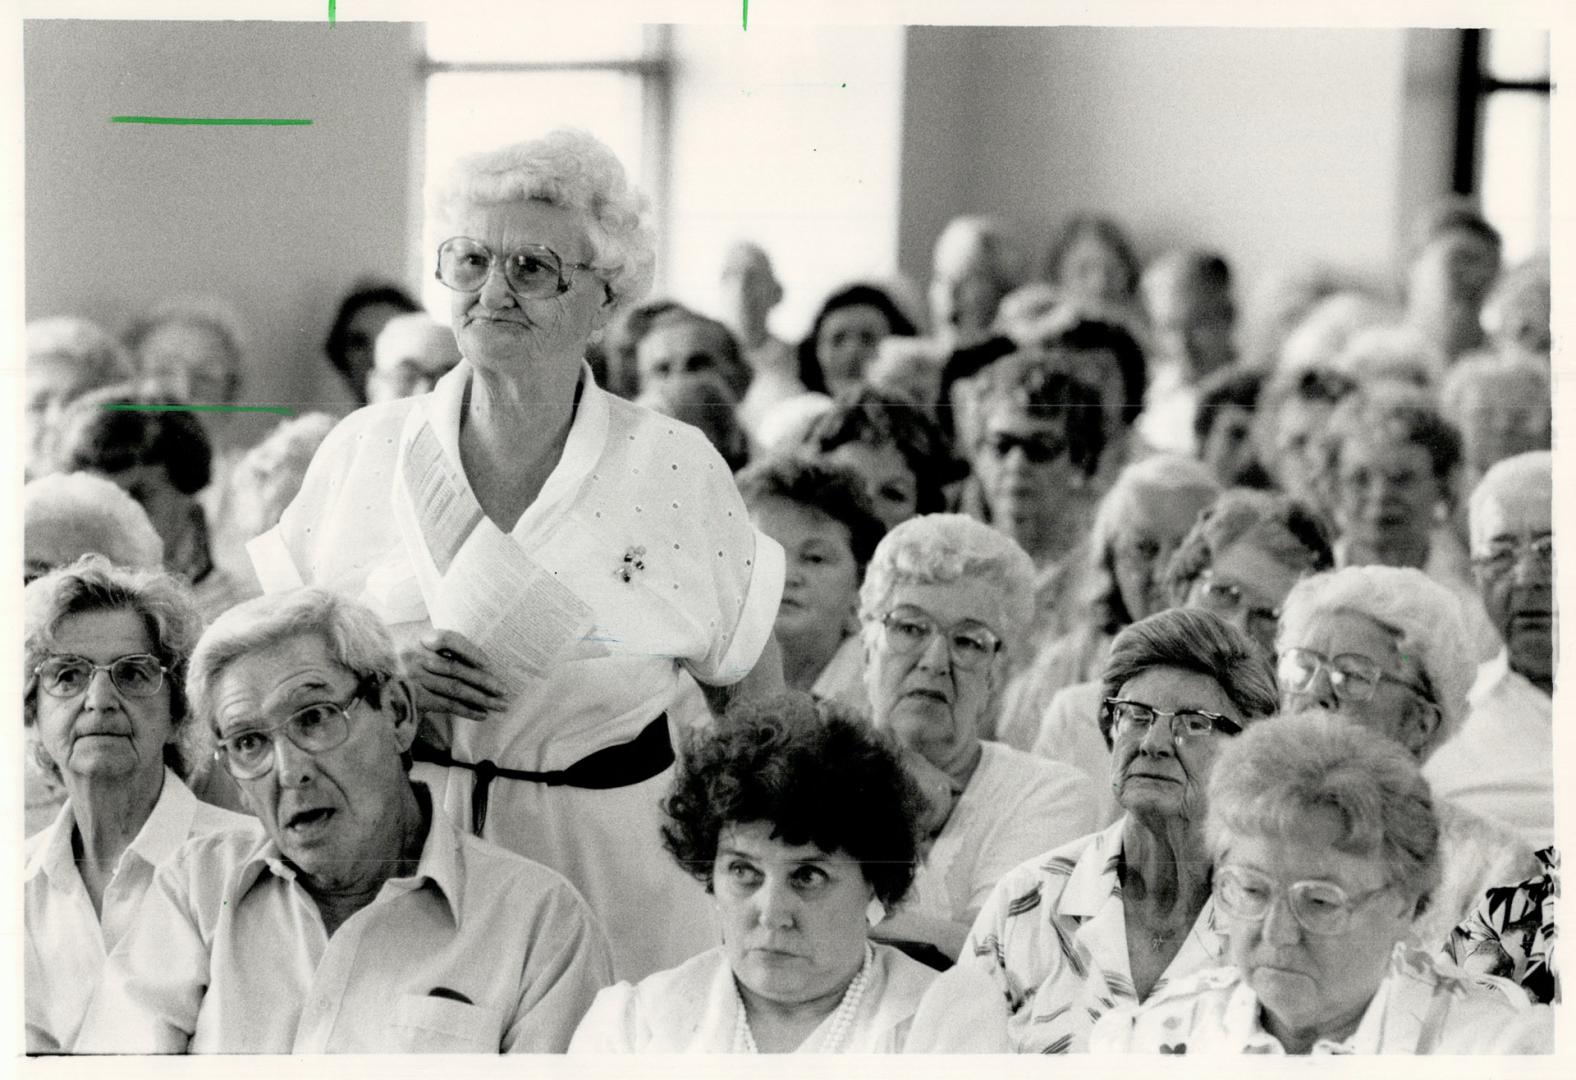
[1091,712,1549,1054]
[22,556,253,1052]
[963,607,1278,1052]
[248,129,786,981]
[856,515,1099,966]
[1274,565,1538,950]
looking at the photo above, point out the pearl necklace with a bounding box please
[732,943,875,1054]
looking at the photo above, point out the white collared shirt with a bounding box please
[75,785,613,1054]
[24,769,254,1053]
[962,817,1228,1053]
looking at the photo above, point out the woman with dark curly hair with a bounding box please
[569,692,1008,1053]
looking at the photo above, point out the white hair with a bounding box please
[1440,353,1550,426]
[1278,291,1399,372]
[124,294,249,396]
[1277,566,1474,756]
[859,513,1037,650]
[1469,451,1552,552]
[430,128,656,313]
[27,316,136,384]
[24,471,164,571]
[1332,324,1446,390]
[1090,453,1222,556]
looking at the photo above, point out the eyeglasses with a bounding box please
[213,690,364,780]
[879,610,1002,672]
[1215,863,1395,937]
[1102,697,1242,741]
[1472,534,1554,578]
[1191,571,1281,638]
[34,654,168,699]
[1277,647,1429,705]
[980,431,1068,465]
[435,237,597,300]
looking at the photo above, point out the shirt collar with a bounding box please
[28,769,197,891]
[1057,817,1128,918]
[1469,648,1512,705]
[1224,943,1411,1053]
[232,781,462,925]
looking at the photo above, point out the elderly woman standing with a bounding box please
[570,693,1008,1053]
[1093,712,1549,1053]
[250,130,784,981]
[23,556,253,1052]
[857,515,1099,963]
[1276,565,1539,949]
[965,607,1278,1053]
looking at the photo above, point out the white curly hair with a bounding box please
[430,128,656,313]
[24,471,165,573]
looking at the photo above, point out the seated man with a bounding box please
[1422,451,1553,850]
[75,589,613,1053]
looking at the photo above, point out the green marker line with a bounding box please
[111,116,313,126]
[743,1,748,31]
[101,403,295,416]
[329,0,336,26]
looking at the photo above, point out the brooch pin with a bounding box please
[615,546,647,583]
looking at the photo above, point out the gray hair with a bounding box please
[1206,709,1442,917]
[24,472,165,574]
[27,316,136,385]
[23,555,207,782]
[858,513,1036,650]
[1098,608,1279,747]
[123,295,249,402]
[187,589,405,741]
[1469,451,1552,553]
[1440,353,1550,430]
[430,128,656,313]
[1276,566,1474,755]
[1331,324,1446,390]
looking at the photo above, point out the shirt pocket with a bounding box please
[388,993,506,1053]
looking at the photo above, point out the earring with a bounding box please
[865,897,887,929]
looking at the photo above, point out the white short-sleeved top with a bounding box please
[250,362,785,770]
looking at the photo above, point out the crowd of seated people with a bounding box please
[21,125,1557,1056]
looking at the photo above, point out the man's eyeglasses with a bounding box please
[1277,647,1429,705]
[213,690,365,780]
[34,654,168,699]
[435,237,597,300]
[1472,534,1554,578]
[1191,571,1281,638]
[879,610,1002,672]
[1215,863,1394,937]
[1102,697,1242,742]
[980,431,1068,465]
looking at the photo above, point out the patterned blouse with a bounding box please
[962,818,1227,1053]
[1443,846,1558,1005]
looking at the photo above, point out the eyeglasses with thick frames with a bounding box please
[213,690,365,781]
[879,610,1002,672]
[34,654,168,699]
[1214,863,1395,937]
[1103,697,1243,741]
[1277,647,1429,705]
[435,236,597,300]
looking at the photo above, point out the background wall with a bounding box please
[24,20,422,431]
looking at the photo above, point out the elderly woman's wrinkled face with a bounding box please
[138,321,235,405]
[1219,809,1415,1048]
[1109,666,1241,822]
[864,579,1002,780]
[1472,487,1554,689]
[1110,485,1215,622]
[825,439,919,531]
[750,497,862,662]
[714,821,873,1009]
[1059,234,1129,307]
[973,404,1081,533]
[1277,608,1437,757]
[1185,538,1307,656]
[1456,371,1551,477]
[447,199,611,379]
[212,633,417,894]
[1332,434,1442,558]
[35,608,173,785]
[816,304,891,397]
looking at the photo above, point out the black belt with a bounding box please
[411,713,673,835]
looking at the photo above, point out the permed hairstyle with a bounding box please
[1163,488,1336,607]
[735,454,889,575]
[1097,607,1279,748]
[1042,213,1142,299]
[970,352,1109,477]
[1315,381,1463,496]
[1036,317,1148,427]
[27,316,137,386]
[858,513,1037,647]
[1207,709,1443,917]
[661,692,927,908]
[431,128,657,314]
[796,283,920,396]
[23,555,207,782]
[54,384,214,495]
[800,385,965,517]
[1275,566,1474,757]
[24,472,165,579]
